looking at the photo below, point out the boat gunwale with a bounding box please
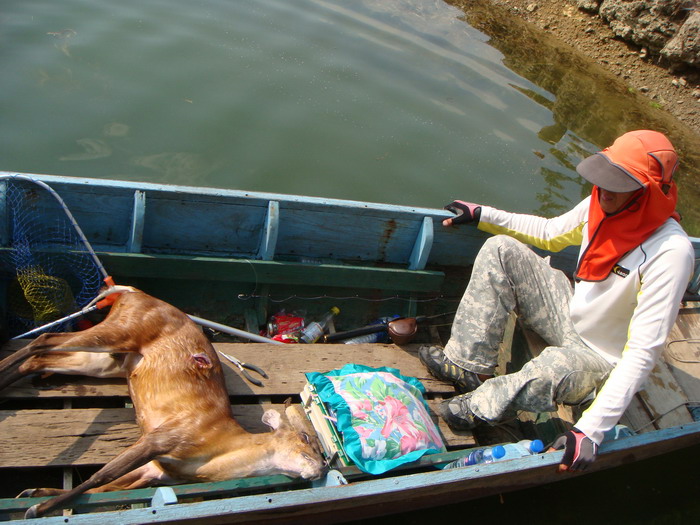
[9,420,700,524]
[1,171,697,248]
[0,171,456,219]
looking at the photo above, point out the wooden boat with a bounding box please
[0,172,699,523]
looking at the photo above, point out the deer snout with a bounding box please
[266,404,328,480]
[298,450,327,480]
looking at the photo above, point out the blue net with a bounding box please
[0,177,104,337]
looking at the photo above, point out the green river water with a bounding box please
[2,0,699,520]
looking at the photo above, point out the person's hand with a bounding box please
[443,200,481,227]
[550,428,598,472]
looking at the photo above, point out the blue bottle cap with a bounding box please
[491,445,506,459]
[530,439,544,453]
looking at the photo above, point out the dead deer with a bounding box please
[0,286,326,519]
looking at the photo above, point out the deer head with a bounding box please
[260,399,326,480]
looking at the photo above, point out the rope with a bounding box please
[665,339,700,363]
[632,401,700,433]
[237,293,462,303]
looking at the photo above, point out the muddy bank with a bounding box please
[469,0,700,134]
[449,0,700,235]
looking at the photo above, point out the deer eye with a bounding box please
[300,432,310,444]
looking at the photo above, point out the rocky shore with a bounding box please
[455,0,700,135]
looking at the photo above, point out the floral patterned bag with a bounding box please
[306,364,446,474]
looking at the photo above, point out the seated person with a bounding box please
[420,130,694,471]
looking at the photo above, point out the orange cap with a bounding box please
[576,130,678,192]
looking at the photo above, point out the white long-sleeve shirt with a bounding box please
[478,198,695,444]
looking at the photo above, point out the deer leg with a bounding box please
[84,461,178,492]
[0,351,127,393]
[0,362,27,391]
[25,428,179,519]
[0,333,75,376]
[0,327,136,391]
[18,487,64,497]
[19,351,127,378]
[0,350,126,393]
[20,461,177,499]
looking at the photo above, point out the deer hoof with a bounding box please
[24,504,40,519]
[17,488,37,498]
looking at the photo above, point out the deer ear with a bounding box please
[261,409,282,430]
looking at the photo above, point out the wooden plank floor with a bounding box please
[0,342,455,399]
[0,399,470,469]
[0,342,474,471]
[619,304,700,433]
[2,303,697,473]
[663,305,700,403]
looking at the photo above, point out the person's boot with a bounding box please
[438,393,483,431]
[418,345,490,393]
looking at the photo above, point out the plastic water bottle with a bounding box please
[442,446,506,469]
[341,316,398,344]
[497,439,545,461]
[342,331,386,344]
[299,307,340,343]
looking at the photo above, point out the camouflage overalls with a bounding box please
[444,235,612,424]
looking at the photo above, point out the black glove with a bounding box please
[444,200,481,225]
[551,428,598,472]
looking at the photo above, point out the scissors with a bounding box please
[218,351,268,386]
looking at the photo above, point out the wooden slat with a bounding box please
[663,305,700,402]
[0,404,291,468]
[636,362,693,428]
[1,449,487,517]
[619,397,654,434]
[0,407,139,468]
[1,343,456,399]
[625,304,699,432]
[0,399,471,469]
[0,171,496,269]
[0,449,473,516]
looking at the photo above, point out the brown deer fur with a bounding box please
[0,286,325,518]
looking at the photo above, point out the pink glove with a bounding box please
[443,200,481,226]
[551,428,598,472]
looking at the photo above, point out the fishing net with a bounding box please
[0,176,104,337]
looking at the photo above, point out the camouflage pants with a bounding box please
[444,235,612,424]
